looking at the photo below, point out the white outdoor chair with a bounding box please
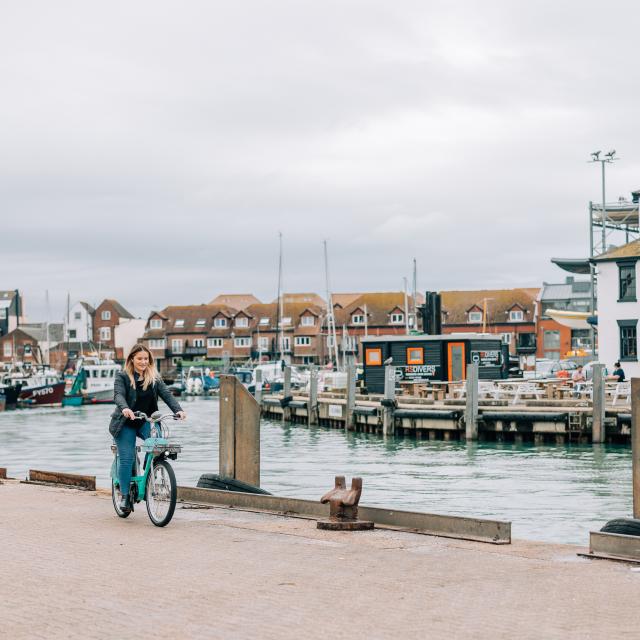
[511,382,545,405]
[612,381,631,406]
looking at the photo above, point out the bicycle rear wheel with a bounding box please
[146,459,177,527]
[112,480,131,518]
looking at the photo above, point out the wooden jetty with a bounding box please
[260,365,632,445]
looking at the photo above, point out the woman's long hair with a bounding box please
[124,344,160,390]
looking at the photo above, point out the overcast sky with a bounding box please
[2,1,639,322]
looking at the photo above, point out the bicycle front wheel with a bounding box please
[146,459,177,527]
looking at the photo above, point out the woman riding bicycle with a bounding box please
[108,344,186,513]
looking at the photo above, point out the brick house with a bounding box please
[143,304,237,373]
[332,292,424,363]
[439,288,539,369]
[0,328,40,365]
[93,299,135,357]
[536,278,593,359]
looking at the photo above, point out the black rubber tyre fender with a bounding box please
[197,473,271,495]
[600,518,640,536]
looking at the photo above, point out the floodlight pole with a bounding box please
[589,151,617,358]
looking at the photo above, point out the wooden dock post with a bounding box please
[592,363,606,444]
[382,365,396,437]
[346,363,356,431]
[308,365,319,426]
[254,368,263,406]
[632,378,640,518]
[465,363,479,441]
[219,374,261,487]
[283,366,292,422]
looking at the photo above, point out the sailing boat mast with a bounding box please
[323,240,340,370]
[45,290,50,366]
[275,232,283,363]
[412,258,418,330]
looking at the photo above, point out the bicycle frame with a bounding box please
[111,414,182,503]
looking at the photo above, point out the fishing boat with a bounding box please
[64,356,121,405]
[1,366,65,407]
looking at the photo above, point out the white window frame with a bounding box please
[259,317,270,326]
[390,313,404,324]
[351,314,365,325]
[174,319,185,328]
[502,333,512,345]
[99,326,111,341]
[280,317,291,326]
[295,336,311,346]
[207,338,223,348]
[300,315,315,326]
[149,339,166,349]
[171,339,183,352]
[195,319,206,328]
[235,317,249,328]
[3,342,12,357]
[258,336,269,350]
[509,309,524,322]
[192,338,205,348]
[74,311,82,320]
[101,310,111,320]
[213,317,227,328]
[280,336,291,351]
[150,319,162,329]
[234,337,251,348]
[468,311,483,323]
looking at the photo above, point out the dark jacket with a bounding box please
[108,370,183,438]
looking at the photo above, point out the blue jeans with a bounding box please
[114,421,152,497]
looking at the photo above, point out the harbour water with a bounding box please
[0,397,632,545]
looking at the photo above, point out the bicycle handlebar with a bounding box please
[132,411,180,422]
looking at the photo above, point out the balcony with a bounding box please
[185,346,207,356]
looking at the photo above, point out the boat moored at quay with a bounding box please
[1,365,65,407]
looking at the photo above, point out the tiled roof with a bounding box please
[335,292,421,326]
[273,293,326,307]
[540,281,592,301]
[440,288,538,325]
[592,239,640,261]
[99,299,134,319]
[208,294,262,309]
[244,301,325,331]
[160,304,237,333]
[79,301,95,315]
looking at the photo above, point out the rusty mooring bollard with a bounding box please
[317,476,374,531]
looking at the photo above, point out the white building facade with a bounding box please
[114,318,147,360]
[594,242,640,377]
[65,301,95,343]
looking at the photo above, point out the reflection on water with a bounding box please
[0,397,632,544]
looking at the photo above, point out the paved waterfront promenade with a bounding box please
[3,481,640,639]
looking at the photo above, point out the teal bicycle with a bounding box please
[111,411,182,527]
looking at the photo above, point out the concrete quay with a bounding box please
[3,480,640,639]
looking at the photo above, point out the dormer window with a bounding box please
[195,319,206,328]
[174,319,185,328]
[150,319,162,329]
[509,309,524,322]
[390,313,404,324]
[259,317,269,326]
[352,314,365,325]
[213,317,227,328]
[235,317,249,328]
[468,311,482,323]
[300,315,315,326]
[279,317,291,325]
